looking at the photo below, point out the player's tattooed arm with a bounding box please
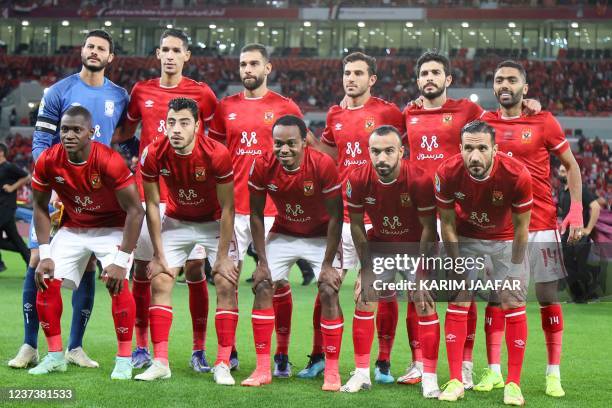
[33,189,53,290]
[438,207,460,260]
[250,191,271,291]
[143,181,171,279]
[214,181,239,286]
[558,148,584,243]
[320,195,344,291]
[106,183,144,294]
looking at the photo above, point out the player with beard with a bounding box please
[9,29,129,370]
[306,52,405,384]
[342,126,437,396]
[436,120,533,405]
[399,52,539,388]
[479,60,582,399]
[209,43,304,377]
[113,28,218,373]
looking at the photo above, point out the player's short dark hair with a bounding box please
[495,60,527,82]
[168,97,199,121]
[84,29,114,54]
[343,52,377,76]
[160,28,190,49]
[273,115,307,140]
[371,125,403,144]
[461,120,496,144]
[0,142,8,157]
[240,43,269,61]
[63,105,92,126]
[416,51,451,77]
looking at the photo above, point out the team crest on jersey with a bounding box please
[434,174,441,193]
[346,180,352,198]
[365,117,376,131]
[521,128,532,143]
[400,193,412,207]
[304,180,314,196]
[492,190,504,206]
[264,111,274,124]
[442,113,453,125]
[90,172,102,189]
[194,166,206,182]
[104,100,115,117]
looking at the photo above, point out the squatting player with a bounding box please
[343,125,438,397]
[10,29,129,370]
[135,98,239,386]
[308,52,405,383]
[244,115,344,391]
[209,43,304,376]
[29,106,144,379]
[115,28,218,372]
[436,120,533,405]
[480,60,583,398]
[400,51,540,388]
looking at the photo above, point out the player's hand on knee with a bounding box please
[35,259,55,291]
[251,262,272,294]
[104,264,127,295]
[213,256,239,286]
[147,257,170,280]
[319,262,341,292]
[414,289,435,312]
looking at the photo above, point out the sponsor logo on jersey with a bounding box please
[90,172,102,189]
[521,128,532,143]
[157,120,167,135]
[228,113,237,121]
[365,196,376,205]
[400,192,412,207]
[145,100,154,108]
[442,113,453,125]
[365,117,376,131]
[409,117,419,125]
[335,123,342,131]
[160,168,171,177]
[263,111,274,124]
[74,195,93,207]
[194,166,206,182]
[421,135,439,152]
[179,188,198,201]
[104,100,115,117]
[345,142,362,158]
[304,180,314,196]
[492,190,504,206]
[241,131,258,147]
[454,191,465,200]
[382,215,402,230]
[470,211,490,224]
[54,176,65,184]
[286,203,304,217]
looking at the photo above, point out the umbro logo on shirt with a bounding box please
[228,113,237,121]
[410,117,419,125]
[55,176,65,184]
[365,197,376,205]
[267,184,278,191]
[160,169,171,176]
[335,123,342,131]
[145,100,154,108]
[454,192,465,200]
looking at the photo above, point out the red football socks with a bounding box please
[407,302,422,362]
[353,310,375,368]
[215,308,239,365]
[111,280,135,357]
[36,279,63,352]
[252,307,275,371]
[187,279,209,351]
[540,304,563,365]
[376,297,398,362]
[445,304,469,381]
[484,305,505,366]
[463,301,477,362]
[418,312,440,374]
[505,306,527,385]
[149,305,173,364]
[273,285,292,355]
[132,278,151,349]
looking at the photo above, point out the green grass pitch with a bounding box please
[0,250,610,408]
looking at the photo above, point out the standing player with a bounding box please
[342,126,439,396]
[436,120,532,405]
[134,98,239,385]
[307,52,405,383]
[28,106,144,379]
[114,28,218,372]
[243,115,344,390]
[479,60,583,398]
[209,43,303,376]
[9,29,129,370]
[400,51,539,388]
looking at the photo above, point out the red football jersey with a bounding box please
[208,91,302,216]
[482,111,569,232]
[140,135,233,222]
[405,98,484,179]
[126,77,218,201]
[346,160,436,242]
[248,147,341,238]
[435,152,533,240]
[32,142,134,228]
[321,97,406,222]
